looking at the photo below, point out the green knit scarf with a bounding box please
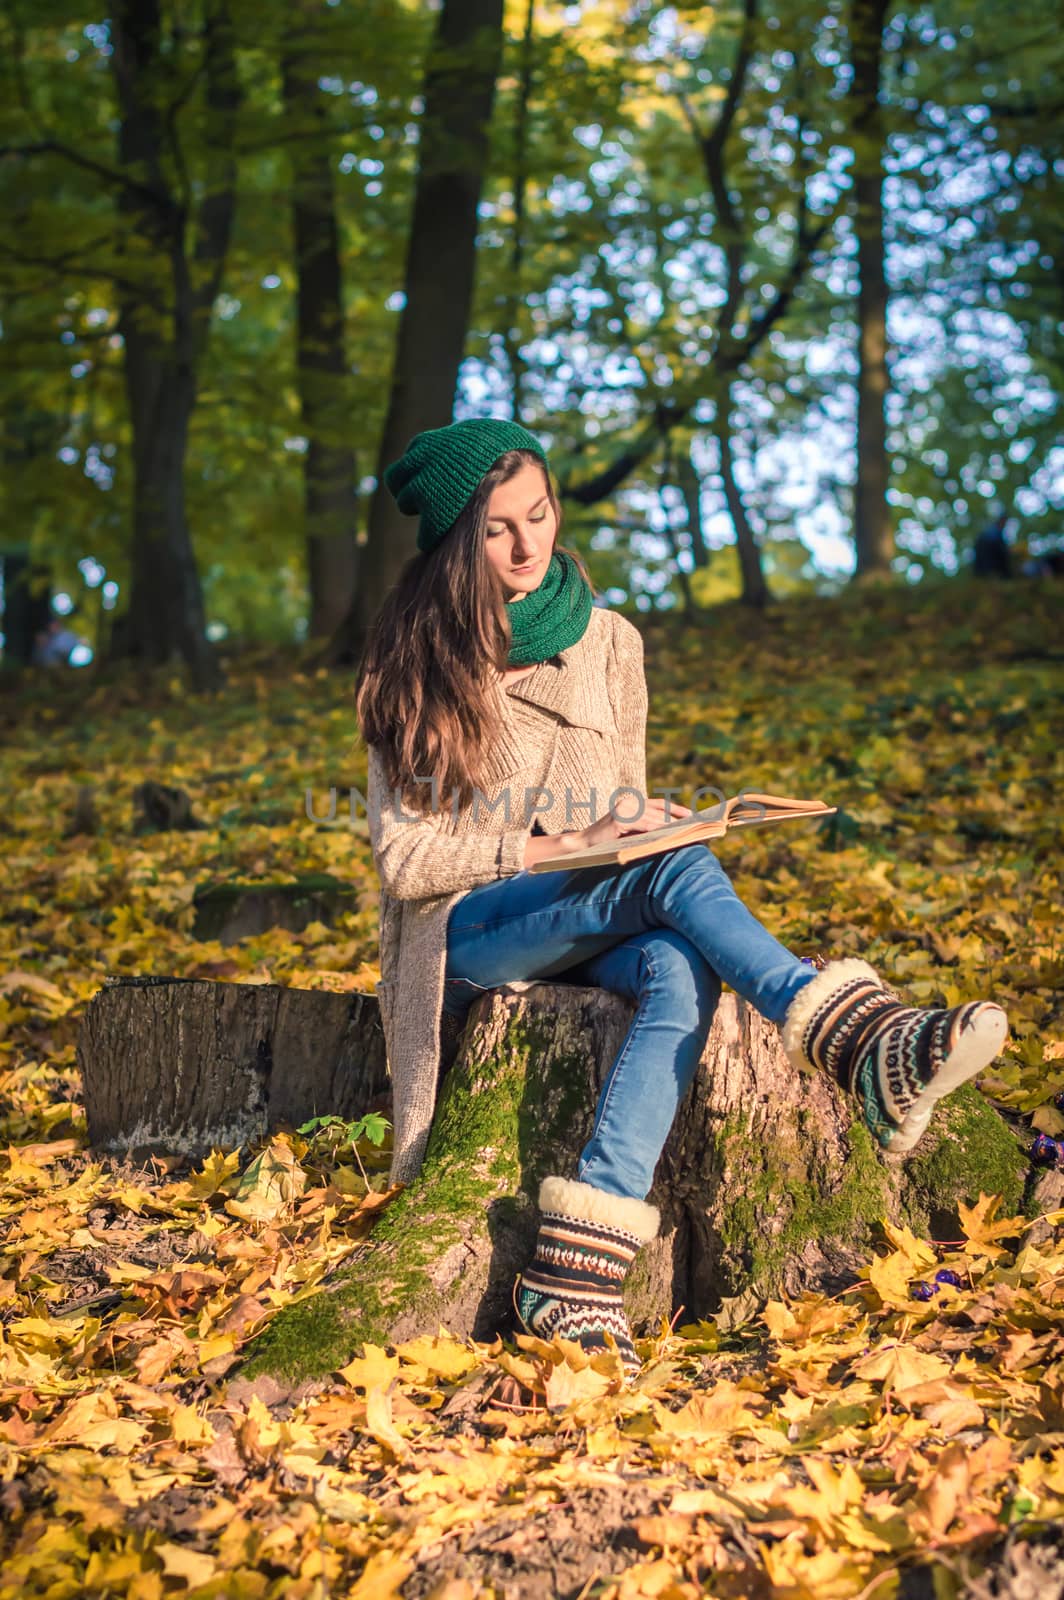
[506,549,594,666]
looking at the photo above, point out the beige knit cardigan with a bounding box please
[365,604,649,1186]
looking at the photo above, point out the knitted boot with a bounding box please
[781,957,1009,1154]
[515,1176,660,1378]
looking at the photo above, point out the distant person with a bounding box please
[972,511,1012,578]
[32,617,80,666]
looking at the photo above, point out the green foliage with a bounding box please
[298,1111,393,1194]
[0,0,1059,639]
[298,1112,391,1149]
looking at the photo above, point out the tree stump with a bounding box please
[190,873,360,944]
[78,976,389,1156]
[239,979,1028,1384]
[78,975,1029,1382]
[132,780,208,833]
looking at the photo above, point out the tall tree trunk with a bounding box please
[326,0,505,668]
[850,0,893,579]
[714,393,770,608]
[121,332,213,675]
[109,0,240,689]
[500,0,535,425]
[1,401,61,668]
[660,435,696,618]
[281,4,359,640]
[676,440,710,572]
[1,548,53,669]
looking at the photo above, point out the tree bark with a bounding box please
[78,975,1026,1384]
[0,396,65,668]
[79,976,390,1157]
[190,873,359,945]
[675,441,710,572]
[714,393,770,609]
[281,4,359,639]
[499,0,536,426]
[290,984,1017,1360]
[659,436,696,618]
[0,547,54,669]
[108,0,241,689]
[121,337,215,681]
[327,0,505,668]
[850,0,894,579]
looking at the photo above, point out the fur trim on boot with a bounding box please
[539,1176,660,1243]
[780,958,887,1076]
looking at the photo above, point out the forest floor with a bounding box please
[1,573,1063,1599]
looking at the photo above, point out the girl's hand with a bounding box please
[577,795,693,850]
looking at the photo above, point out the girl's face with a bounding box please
[483,461,557,601]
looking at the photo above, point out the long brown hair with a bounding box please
[356,448,597,816]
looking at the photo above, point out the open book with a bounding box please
[527,791,837,874]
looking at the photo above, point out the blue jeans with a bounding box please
[443,843,818,1202]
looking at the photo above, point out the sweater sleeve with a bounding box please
[608,612,648,800]
[364,742,531,902]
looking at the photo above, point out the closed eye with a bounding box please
[487,496,549,534]
[487,511,549,536]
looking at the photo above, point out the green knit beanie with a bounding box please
[382,418,550,554]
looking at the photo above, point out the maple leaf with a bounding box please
[761,1535,883,1599]
[880,1220,937,1271]
[912,1441,972,1538]
[83,1545,156,1588]
[169,1402,217,1447]
[0,971,68,1012]
[3,1138,80,1178]
[184,1146,244,1199]
[835,1508,915,1554]
[853,1342,951,1396]
[773,1457,866,1538]
[869,1249,922,1309]
[958,1194,1026,1258]
[156,1542,219,1587]
[225,1136,307,1223]
[544,1357,614,1411]
[237,1395,283,1465]
[612,1558,698,1599]
[394,1332,478,1383]
[40,1392,148,1453]
[653,1380,764,1439]
[339,1343,401,1392]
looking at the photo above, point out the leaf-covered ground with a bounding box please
[1,573,1062,1599]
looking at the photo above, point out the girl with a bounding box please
[355,417,1008,1376]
